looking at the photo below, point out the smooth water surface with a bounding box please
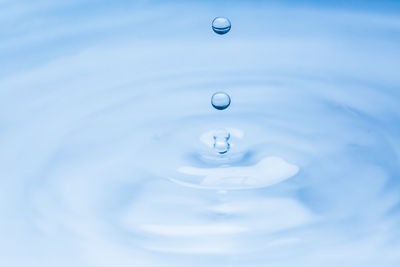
[0,1,400,266]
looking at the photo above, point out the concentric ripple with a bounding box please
[0,1,400,267]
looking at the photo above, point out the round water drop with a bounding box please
[213,129,230,154]
[211,92,231,110]
[212,17,231,35]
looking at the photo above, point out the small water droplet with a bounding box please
[211,92,231,110]
[212,17,231,35]
[213,129,230,154]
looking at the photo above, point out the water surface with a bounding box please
[0,1,400,266]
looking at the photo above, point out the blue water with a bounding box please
[1,1,400,266]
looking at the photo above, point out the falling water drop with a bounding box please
[212,17,231,35]
[211,92,231,110]
[213,128,230,154]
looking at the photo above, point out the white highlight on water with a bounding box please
[175,156,299,190]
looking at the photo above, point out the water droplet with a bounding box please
[213,129,230,154]
[211,92,231,110]
[212,17,231,35]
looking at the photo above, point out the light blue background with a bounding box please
[1,1,400,266]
